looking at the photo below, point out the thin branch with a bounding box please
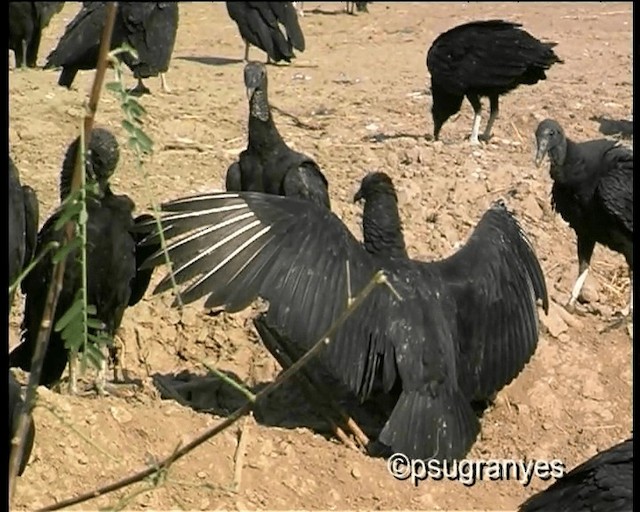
[36,269,393,511]
[9,2,119,500]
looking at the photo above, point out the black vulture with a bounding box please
[519,437,633,512]
[9,157,40,310]
[347,2,371,14]
[225,61,330,209]
[9,128,159,394]
[426,20,563,144]
[591,116,634,139]
[44,2,179,94]
[9,372,36,477]
[9,2,65,69]
[293,2,371,16]
[534,119,633,319]
[226,2,305,64]
[139,172,548,461]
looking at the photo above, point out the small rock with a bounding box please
[540,301,568,338]
[197,471,207,479]
[351,467,361,479]
[110,406,132,424]
[521,194,543,220]
[580,278,600,303]
[558,333,570,343]
[556,306,583,329]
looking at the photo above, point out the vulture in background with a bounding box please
[427,20,563,144]
[225,61,330,209]
[9,156,39,312]
[226,2,305,63]
[44,2,179,94]
[138,171,548,462]
[9,2,64,68]
[520,437,633,512]
[293,2,371,16]
[9,129,160,395]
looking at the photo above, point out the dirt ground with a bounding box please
[8,2,633,511]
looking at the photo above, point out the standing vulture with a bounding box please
[427,20,563,144]
[9,129,159,394]
[9,2,64,68]
[534,119,633,322]
[9,156,39,312]
[225,61,330,209]
[138,172,548,461]
[44,2,179,94]
[226,2,305,63]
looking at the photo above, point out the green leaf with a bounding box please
[86,304,97,316]
[55,299,84,332]
[51,237,82,264]
[54,202,82,230]
[86,317,106,330]
[106,81,122,92]
[62,324,84,352]
[78,208,88,225]
[132,126,154,152]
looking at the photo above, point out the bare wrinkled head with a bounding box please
[60,128,120,200]
[534,118,564,167]
[86,128,120,181]
[353,171,396,203]
[244,61,268,100]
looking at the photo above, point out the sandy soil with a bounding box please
[9,2,633,511]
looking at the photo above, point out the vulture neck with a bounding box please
[248,89,286,150]
[362,191,409,260]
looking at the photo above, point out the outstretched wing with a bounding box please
[597,144,633,234]
[421,200,549,401]
[140,192,394,399]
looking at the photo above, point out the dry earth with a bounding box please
[8,2,633,511]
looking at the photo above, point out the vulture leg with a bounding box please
[129,78,151,96]
[68,355,78,395]
[467,94,483,146]
[566,236,595,312]
[480,94,499,142]
[160,73,171,93]
[243,41,250,62]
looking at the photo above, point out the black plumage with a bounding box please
[225,61,330,209]
[9,129,159,393]
[140,172,548,461]
[426,20,563,144]
[9,2,64,69]
[519,437,633,512]
[9,372,36,476]
[9,157,40,305]
[534,119,633,316]
[226,2,305,63]
[346,2,371,14]
[44,2,179,94]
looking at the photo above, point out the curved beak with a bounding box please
[534,138,548,167]
[245,86,256,101]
